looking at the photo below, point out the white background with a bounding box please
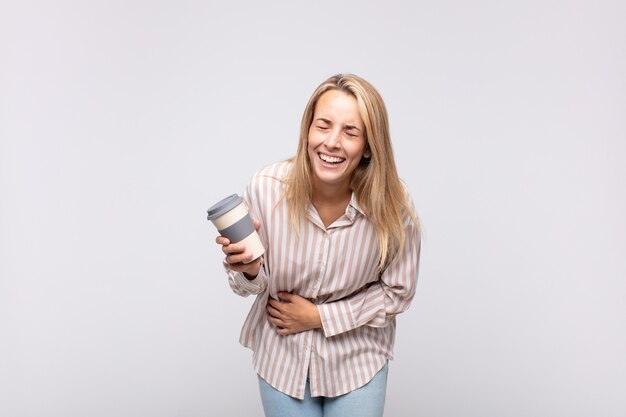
[1,1,625,416]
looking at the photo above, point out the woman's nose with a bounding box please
[324,129,341,148]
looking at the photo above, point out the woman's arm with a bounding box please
[316,219,421,337]
[219,174,269,297]
[265,217,421,336]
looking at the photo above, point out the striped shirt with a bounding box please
[225,160,421,399]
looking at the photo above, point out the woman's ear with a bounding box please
[363,147,372,159]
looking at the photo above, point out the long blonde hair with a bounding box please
[285,74,419,270]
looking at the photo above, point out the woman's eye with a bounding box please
[317,126,329,130]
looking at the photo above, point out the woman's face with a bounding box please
[307,90,371,192]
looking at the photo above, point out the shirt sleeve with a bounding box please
[317,213,421,338]
[225,259,268,297]
[223,171,270,297]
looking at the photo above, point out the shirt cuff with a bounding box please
[317,301,354,338]
[224,258,266,294]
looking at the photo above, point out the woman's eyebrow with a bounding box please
[345,124,362,132]
[315,118,332,124]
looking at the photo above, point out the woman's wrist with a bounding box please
[243,271,258,280]
[242,258,262,280]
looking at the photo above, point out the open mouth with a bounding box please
[318,153,346,165]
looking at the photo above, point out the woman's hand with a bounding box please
[216,218,262,278]
[267,292,322,335]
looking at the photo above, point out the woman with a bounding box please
[215,74,421,417]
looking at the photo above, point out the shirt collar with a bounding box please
[348,191,365,218]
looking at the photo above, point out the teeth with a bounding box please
[319,153,345,164]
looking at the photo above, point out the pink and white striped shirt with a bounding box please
[225,160,421,399]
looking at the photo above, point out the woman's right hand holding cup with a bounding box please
[217,219,262,279]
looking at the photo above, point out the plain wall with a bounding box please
[1,1,625,416]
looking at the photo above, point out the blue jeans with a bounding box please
[257,362,388,417]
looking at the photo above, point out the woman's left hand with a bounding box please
[267,292,322,335]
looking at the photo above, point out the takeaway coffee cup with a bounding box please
[207,194,264,263]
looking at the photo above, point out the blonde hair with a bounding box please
[285,74,419,271]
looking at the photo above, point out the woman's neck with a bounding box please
[310,181,352,228]
[311,180,351,208]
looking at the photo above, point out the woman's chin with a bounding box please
[312,169,349,188]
